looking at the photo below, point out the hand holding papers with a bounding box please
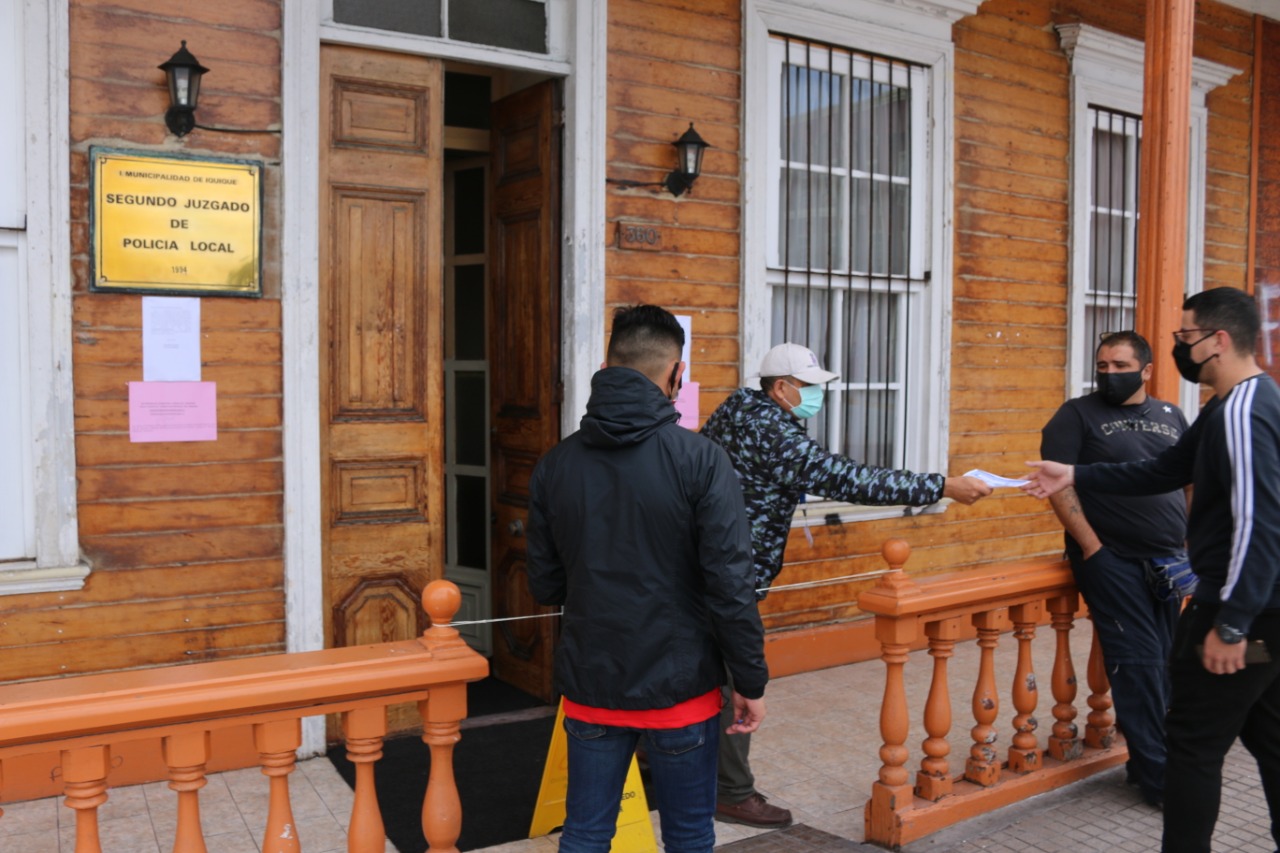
[963,468,1031,489]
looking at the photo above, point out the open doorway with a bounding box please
[441,68,563,702]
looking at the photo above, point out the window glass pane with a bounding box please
[780,170,846,270]
[453,167,485,256]
[781,64,846,169]
[333,0,442,37]
[770,34,922,475]
[844,291,896,384]
[449,0,547,53]
[842,389,896,468]
[454,475,487,569]
[454,265,486,360]
[455,371,486,466]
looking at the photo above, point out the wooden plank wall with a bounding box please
[0,1,286,682]
[603,0,1257,633]
[1257,19,1280,368]
[604,0,743,395]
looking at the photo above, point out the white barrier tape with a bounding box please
[437,569,894,628]
[761,568,893,593]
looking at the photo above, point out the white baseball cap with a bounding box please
[756,343,839,384]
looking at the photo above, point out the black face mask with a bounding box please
[1095,370,1144,406]
[1172,334,1217,384]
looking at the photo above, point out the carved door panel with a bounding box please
[488,81,561,701]
[319,45,443,732]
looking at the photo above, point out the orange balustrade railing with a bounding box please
[0,580,488,853]
[860,540,1125,849]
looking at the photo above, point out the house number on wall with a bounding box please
[617,222,663,251]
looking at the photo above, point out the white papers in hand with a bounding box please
[963,468,1030,488]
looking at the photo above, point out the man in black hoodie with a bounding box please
[527,305,769,853]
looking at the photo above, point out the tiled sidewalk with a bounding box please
[2,623,1273,852]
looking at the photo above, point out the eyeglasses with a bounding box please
[1171,328,1219,344]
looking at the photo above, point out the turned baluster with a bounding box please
[916,617,961,801]
[62,746,110,853]
[418,580,472,853]
[861,539,920,848]
[1046,593,1082,761]
[1007,602,1043,773]
[965,610,1004,787]
[255,719,302,853]
[164,730,211,853]
[1084,618,1115,748]
[1,758,5,820]
[345,706,388,852]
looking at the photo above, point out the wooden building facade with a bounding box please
[3,0,1280,754]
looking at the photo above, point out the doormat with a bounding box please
[327,677,557,852]
[717,824,879,851]
[328,713,557,852]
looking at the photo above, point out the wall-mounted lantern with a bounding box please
[607,122,712,197]
[159,41,209,138]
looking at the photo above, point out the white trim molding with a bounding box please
[560,0,608,435]
[1058,23,1238,407]
[1,0,89,596]
[742,0,979,498]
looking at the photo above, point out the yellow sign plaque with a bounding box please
[91,148,262,296]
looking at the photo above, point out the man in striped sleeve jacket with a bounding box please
[1024,286,1280,853]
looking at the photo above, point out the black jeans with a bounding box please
[1071,546,1180,805]
[1162,602,1280,853]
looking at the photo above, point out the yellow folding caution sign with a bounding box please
[529,700,657,852]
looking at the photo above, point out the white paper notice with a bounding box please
[675,315,692,382]
[143,296,201,382]
[963,468,1031,488]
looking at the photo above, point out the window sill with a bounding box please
[791,499,950,527]
[0,561,92,596]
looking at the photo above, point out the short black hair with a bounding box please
[606,305,685,373]
[1183,287,1260,356]
[760,376,782,392]
[1097,330,1153,368]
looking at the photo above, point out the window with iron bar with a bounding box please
[767,34,929,470]
[1083,106,1141,387]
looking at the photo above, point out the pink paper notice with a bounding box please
[675,380,700,430]
[129,381,218,442]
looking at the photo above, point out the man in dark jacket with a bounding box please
[700,342,991,828]
[1041,331,1190,808]
[1026,287,1280,852]
[527,304,769,853]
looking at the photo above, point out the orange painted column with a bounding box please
[1135,0,1196,401]
[1008,602,1044,773]
[1085,623,1117,749]
[345,706,389,853]
[62,746,110,853]
[164,730,211,853]
[917,617,961,800]
[1047,594,1083,762]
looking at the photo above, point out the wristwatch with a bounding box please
[1215,623,1246,644]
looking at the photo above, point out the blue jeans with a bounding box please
[560,714,720,853]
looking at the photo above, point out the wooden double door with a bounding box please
[318,45,562,725]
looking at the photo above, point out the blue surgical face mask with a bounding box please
[786,381,825,419]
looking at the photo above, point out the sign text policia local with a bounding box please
[91,148,263,297]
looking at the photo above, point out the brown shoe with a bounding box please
[715,793,793,828]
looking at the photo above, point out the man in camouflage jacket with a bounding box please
[700,342,990,828]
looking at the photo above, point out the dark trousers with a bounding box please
[1070,546,1180,805]
[717,679,755,804]
[1162,603,1280,853]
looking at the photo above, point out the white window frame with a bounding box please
[0,0,87,595]
[1058,24,1236,412]
[743,0,979,525]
